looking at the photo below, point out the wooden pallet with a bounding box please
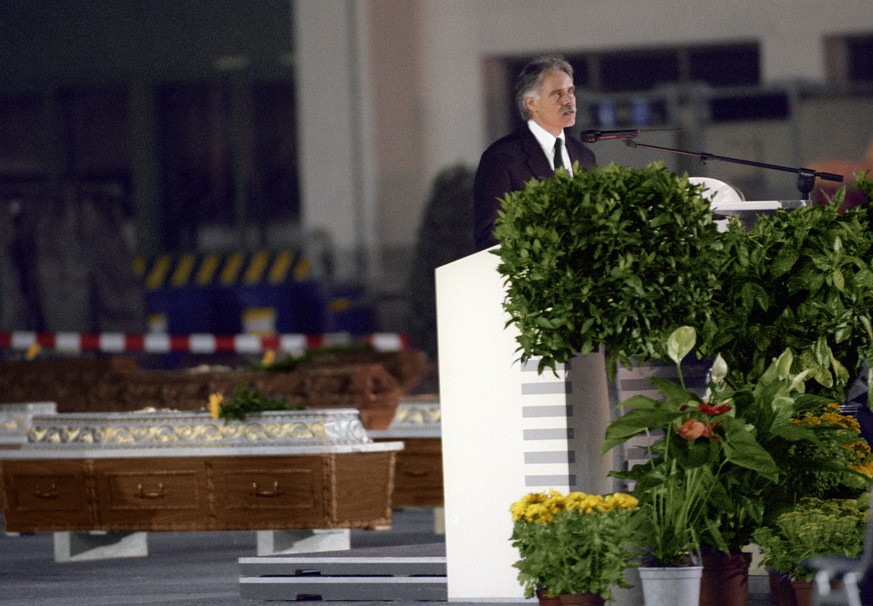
[239,543,447,601]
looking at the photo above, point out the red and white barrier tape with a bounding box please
[0,332,408,355]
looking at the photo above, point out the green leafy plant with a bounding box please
[753,495,869,581]
[601,327,826,563]
[208,383,298,423]
[494,162,722,377]
[771,402,873,506]
[510,490,641,600]
[703,194,873,400]
[697,350,833,554]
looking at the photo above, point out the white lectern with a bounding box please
[436,248,614,601]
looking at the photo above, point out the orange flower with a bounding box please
[677,419,707,440]
[677,417,721,441]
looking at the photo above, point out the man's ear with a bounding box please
[523,95,537,115]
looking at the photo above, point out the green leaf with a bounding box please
[667,326,696,365]
[720,420,779,481]
[601,407,681,453]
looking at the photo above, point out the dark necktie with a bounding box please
[553,138,564,172]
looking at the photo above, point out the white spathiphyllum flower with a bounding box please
[710,354,728,384]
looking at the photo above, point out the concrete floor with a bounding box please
[0,509,444,606]
[1,508,778,606]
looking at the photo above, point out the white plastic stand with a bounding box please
[53,531,148,562]
[256,528,351,556]
[436,248,613,601]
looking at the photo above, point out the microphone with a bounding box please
[579,129,640,143]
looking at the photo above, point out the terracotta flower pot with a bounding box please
[767,570,816,606]
[558,593,606,606]
[536,588,562,606]
[699,551,753,606]
[790,580,815,606]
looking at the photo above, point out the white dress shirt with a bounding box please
[527,119,572,175]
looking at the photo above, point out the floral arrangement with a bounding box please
[753,495,869,581]
[510,490,640,600]
[775,403,873,503]
[600,326,828,563]
[691,346,839,554]
[207,383,297,422]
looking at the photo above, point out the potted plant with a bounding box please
[749,371,873,606]
[702,186,873,402]
[600,327,824,606]
[692,350,840,606]
[753,495,869,606]
[509,490,641,606]
[494,162,722,378]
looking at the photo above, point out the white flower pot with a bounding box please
[608,567,643,606]
[638,566,703,606]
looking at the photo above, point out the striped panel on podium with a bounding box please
[520,359,575,489]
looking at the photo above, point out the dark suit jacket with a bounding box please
[473,125,596,250]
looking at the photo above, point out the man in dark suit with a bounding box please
[474,55,596,250]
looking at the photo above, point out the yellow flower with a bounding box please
[208,392,224,420]
[850,459,873,477]
[261,349,276,366]
[524,503,554,523]
[593,492,639,512]
[822,411,859,431]
[607,492,639,509]
[792,408,860,432]
[25,343,41,360]
[566,492,600,514]
[845,440,873,477]
[512,490,637,522]
[545,489,568,515]
[511,492,549,521]
[595,497,617,512]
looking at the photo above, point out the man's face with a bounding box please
[525,69,576,136]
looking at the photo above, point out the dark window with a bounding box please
[688,44,760,87]
[59,87,130,179]
[847,36,873,82]
[250,81,300,224]
[598,50,681,93]
[0,93,47,177]
[157,79,300,250]
[159,83,233,249]
[507,42,760,98]
[708,92,790,122]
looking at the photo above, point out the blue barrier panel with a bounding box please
[326,286,376,334]
[145,286,214,334]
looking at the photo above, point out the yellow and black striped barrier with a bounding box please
[133,249,311,291]
[132,250,372,336]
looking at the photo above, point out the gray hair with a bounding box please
[515,55,574,120]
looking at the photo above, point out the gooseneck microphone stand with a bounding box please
[581,129,845,200]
